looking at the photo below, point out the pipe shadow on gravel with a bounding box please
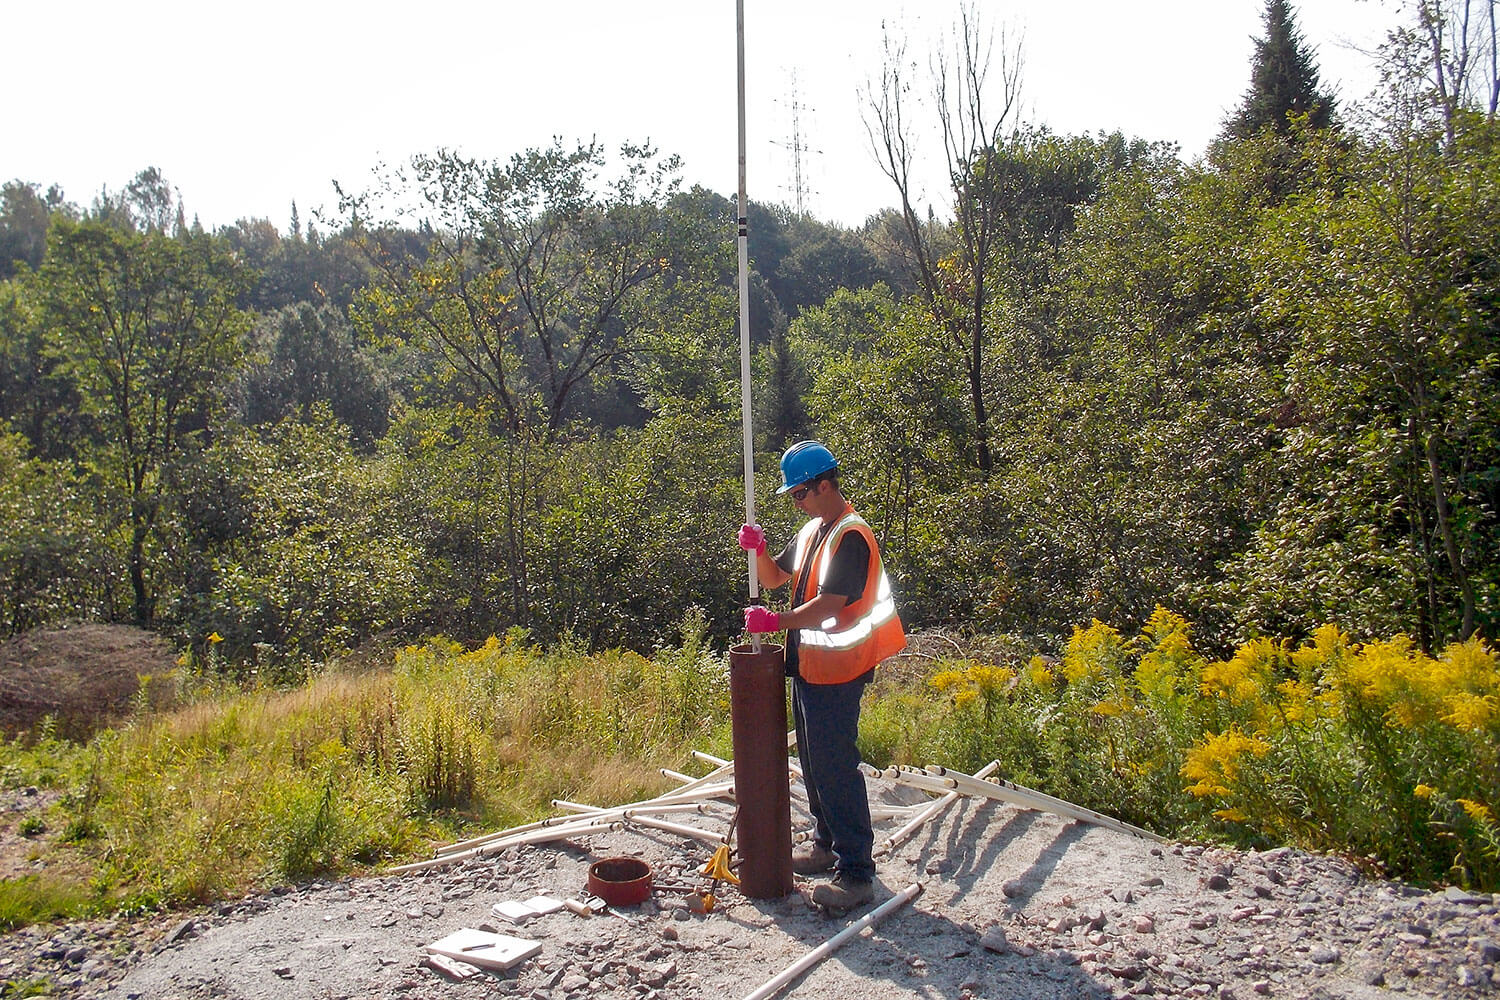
[747,892,1121,1000]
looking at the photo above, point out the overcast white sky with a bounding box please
[6,1,1399,232]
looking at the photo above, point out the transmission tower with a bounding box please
[773,71,822,217]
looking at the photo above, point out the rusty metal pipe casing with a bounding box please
[728,643,794,898]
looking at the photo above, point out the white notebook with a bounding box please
[423,928,542,971]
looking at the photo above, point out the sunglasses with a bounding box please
[790,482,816,502]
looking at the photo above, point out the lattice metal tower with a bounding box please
[775,71,821,217]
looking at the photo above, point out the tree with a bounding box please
[0,181,66,280]
[238,301,392,447]
[345,140,685,436]
[39,219,251,625]
[1382,0,1500,151]
[863,3,1023,473]
[1236,108,1500,647]
[1224,0,1338,141]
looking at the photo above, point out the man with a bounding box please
[739,440,906,911]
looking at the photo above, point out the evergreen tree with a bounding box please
[1224,0,1338,140]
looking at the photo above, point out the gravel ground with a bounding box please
[4,771,1498,1000]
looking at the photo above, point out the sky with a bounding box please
[7,0,1402,232]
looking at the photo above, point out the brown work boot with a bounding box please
[812,873,875,911]
[791,842,837,875]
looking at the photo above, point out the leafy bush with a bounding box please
[869,611,1500,889]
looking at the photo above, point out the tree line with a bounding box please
[0,0,1495,677]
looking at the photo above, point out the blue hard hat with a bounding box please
[777,440,838,494]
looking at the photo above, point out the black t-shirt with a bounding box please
[775,522,870,672]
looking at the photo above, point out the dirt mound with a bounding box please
[0,623,179,738]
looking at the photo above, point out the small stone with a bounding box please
[1206,874,1231,892]
[1310,946,1340,965]
[1479,941,1500,964]
[273,966,294,978]
[1140,877,1165,888]
[1252,981,1272,995]
[1133,916,1155,934]
[661,925,679,941]
[1002,881,1026,898]
[559,973,591,992]
[979,927,1010,953]
[1458,966,1489,988]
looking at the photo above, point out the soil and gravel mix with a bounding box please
[3,770,1496,1000]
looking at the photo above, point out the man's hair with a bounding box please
[812,469,840,491]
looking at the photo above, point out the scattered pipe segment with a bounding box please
[922,765,1165,841]
[387,821,625,874]
[875,760,1000,857]
[876,765,1164,843]
[740,882,925,1000]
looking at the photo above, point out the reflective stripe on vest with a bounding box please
[791,506,906,684]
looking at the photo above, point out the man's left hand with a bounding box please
[744,606,781,633]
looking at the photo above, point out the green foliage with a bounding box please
[172,417,420,674]
[1223,0,1338,141]
[0,431,115,633]
[0,875,98,932]
[867,613,1500,889]
[37,217,252,625]
[238,301,392,447]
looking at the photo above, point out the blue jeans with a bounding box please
[791,670,874,881]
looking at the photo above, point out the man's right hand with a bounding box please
[737,523,766,556]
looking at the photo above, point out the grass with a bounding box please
[1,607,1496,933]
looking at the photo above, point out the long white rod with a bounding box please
[388,821,624,873]
[741,883,924,1000]
[923,765,1166,842]
[736,0,761,624]
[875,760,998,857]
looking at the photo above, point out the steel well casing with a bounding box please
[728,643,794,898]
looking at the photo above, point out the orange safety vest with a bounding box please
[790,503,906,684]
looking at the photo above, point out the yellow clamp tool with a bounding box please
[698,809,741,911]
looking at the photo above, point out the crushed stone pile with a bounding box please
[4,768,1497,1000]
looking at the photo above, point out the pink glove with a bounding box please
[737,523,767,555]
[744,606,781,633]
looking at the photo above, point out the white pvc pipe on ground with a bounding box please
[551,781,735,815]
[741,883,924,1000]
[625,814,725,844]
[875,760,999,857]
[922,765,1166,842]
[388,821,624,873]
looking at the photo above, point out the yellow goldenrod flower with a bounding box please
[929,669,966,693]
[208,632,224,644]
[1442,692,1497,732]
[1063,620,1127,683]
[1413,784,1436,800]
[1023,657,1055,689]
[1457,799,1495,824]
[1181,727,1270,800]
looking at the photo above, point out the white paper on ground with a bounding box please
[521,895,565,914]
[490,899,539,921]
[423,928,541,971]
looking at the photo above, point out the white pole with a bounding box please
[741,883,924,1000]
[736,0,761,635]
[875,760,999,857]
